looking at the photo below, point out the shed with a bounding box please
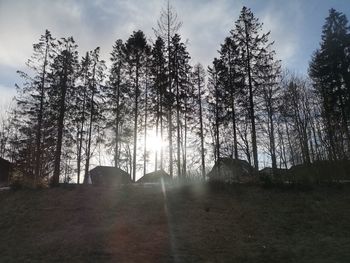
[137,169,172,184]
[207,158,255,183]
[89,166,132,185]
[0,157,12,186]
[259,167,288,176]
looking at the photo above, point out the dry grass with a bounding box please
[0,183,350,262]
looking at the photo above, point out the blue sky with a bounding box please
[0,0,349,107]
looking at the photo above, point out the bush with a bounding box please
[259,174,274,188]
[9,175,49,190]
[288,161,350,185]
[9,177,23,190]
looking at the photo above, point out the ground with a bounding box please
[0,183,350,262]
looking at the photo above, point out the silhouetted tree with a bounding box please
[50,37,78,186]
[170,33,191,177]
[105,39,128,169]
[124,30,150,181]
[219,37,241,159]
[154,0,182,177]
[192,63,206,178]
[142,56,152,176]
[279,74,315,165]
[260,58,281,172]
[309,8,350,160]
[207,58,225,163]
[150,37,167,171]
[231,6,277,170]
[15,30,56,184]
[83,47,106,183]
[74,51,91,184]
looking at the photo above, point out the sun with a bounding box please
[146,129,163,153]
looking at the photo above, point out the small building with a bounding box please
[207,158,255,183]
[0,157,12,186]
[89,166,132,185]
[259,167,287,176]
[137,169,172,184]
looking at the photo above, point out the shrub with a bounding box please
[10,175,48,190]
[9,176,23,190]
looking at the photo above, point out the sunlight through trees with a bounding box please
[1,5,349,185]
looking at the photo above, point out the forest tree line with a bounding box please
[0,6,349,186]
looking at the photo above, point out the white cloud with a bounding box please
[0,0,83,67]
[0,0,320,86]
[256,1,304,70]
[178,0,238,67]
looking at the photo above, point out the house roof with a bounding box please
[90,166,130,177]
[207,158,255,180]
[89,166,132,184]
[137,169,171,183]
[208,158,253,172]
[0,157,11,167]
[217,157,251,168]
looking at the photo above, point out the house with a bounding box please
[89,166,132,185]
[0,157,12,186]
[207,158,256,183]
[259,167,288,176]
[137,169,172,184]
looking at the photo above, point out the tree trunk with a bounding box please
[231,90,238,159]
[143,73,148,176]
[155,91,160,171]
[160,101,164,170]
[53,76,67,186]
[182,99,187,176]
[77,85,87,184]
[268,105,277,172]
[168,107,173,177]
[277,123,288,169]
[167,9,173,177]
[133,60,140,182]
[34,43,49,184]
[176,71,181,177]
[285,122,295,166]
[77,68,88,184]
[114,70,121,168]
[84,62,96,184]
[197,70,206,179]
[215,79,220,163]
[228,50,238,160]
[244,21,258,170]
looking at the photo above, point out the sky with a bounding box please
[0,0,350,107]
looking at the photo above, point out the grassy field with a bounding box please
[0,183,350,262]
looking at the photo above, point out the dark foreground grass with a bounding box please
[0,183,350,262]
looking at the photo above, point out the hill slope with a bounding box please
[0,184,350,262]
